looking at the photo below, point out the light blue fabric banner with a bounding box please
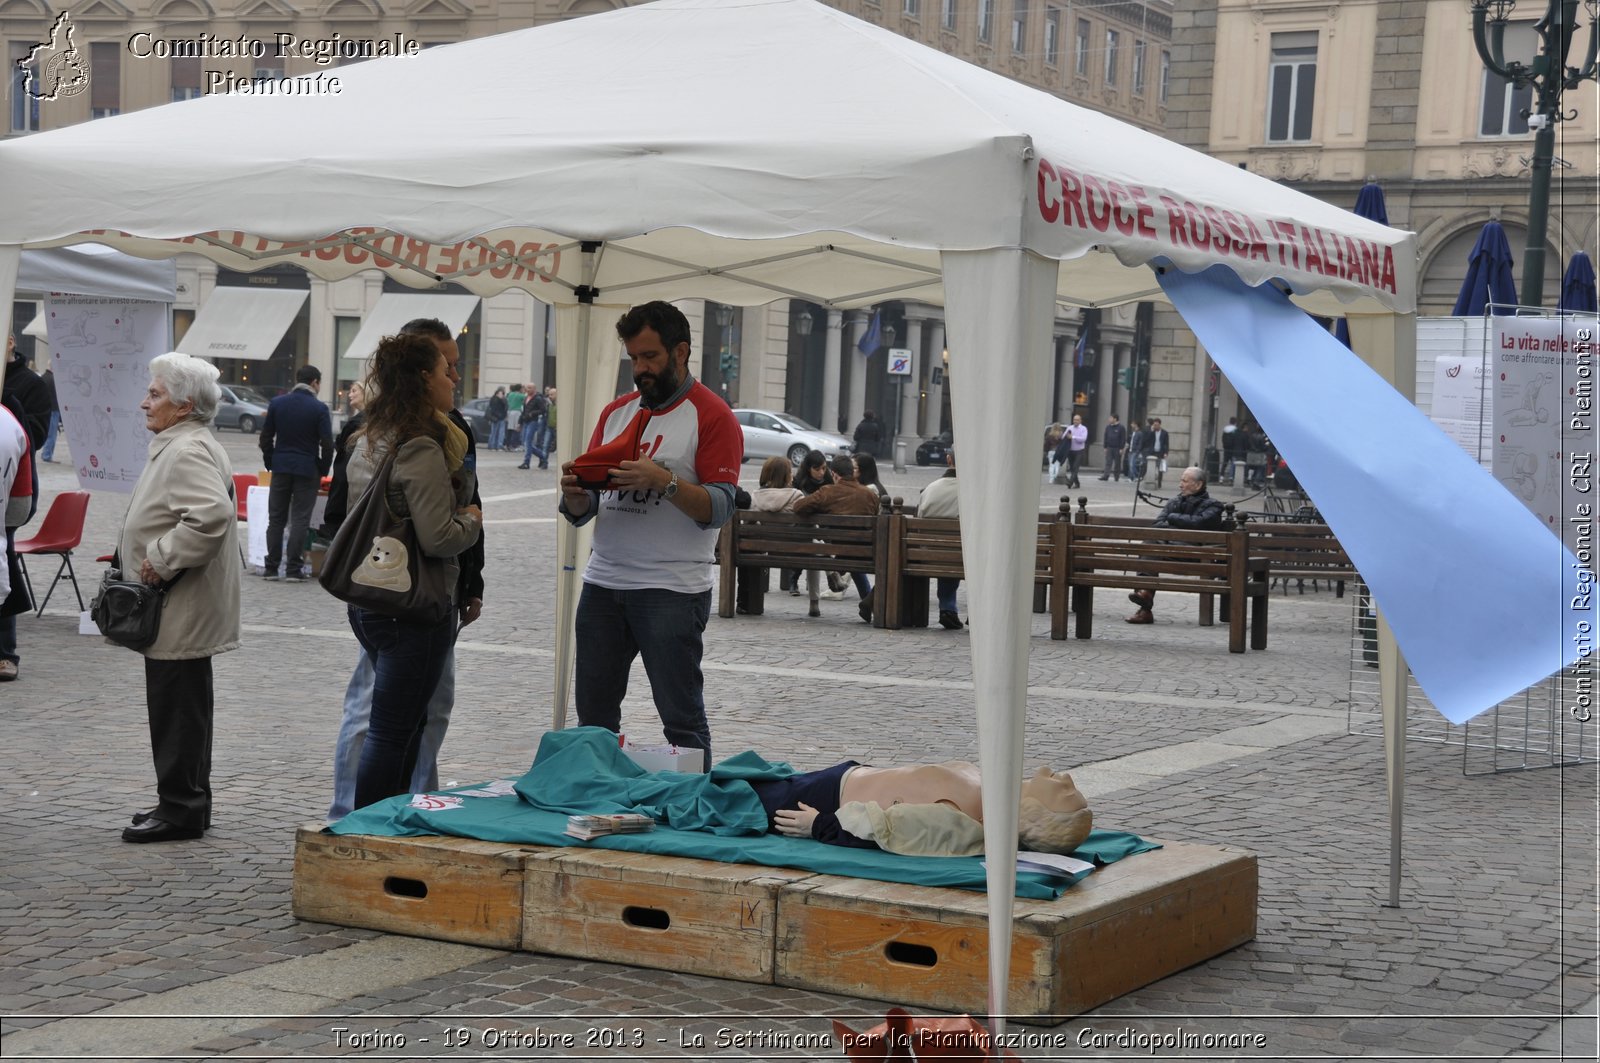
[1159,264,1590,724]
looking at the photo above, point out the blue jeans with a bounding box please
[937,577,960,614]
[851,572,872,598]
[522,417,547,467]
[488,419,506,450]
[347,605,457,810]
[40,411,59,462]
[264,471,320,575]
[328,642,456,820]
[575,582,712,769]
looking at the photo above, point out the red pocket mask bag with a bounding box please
[570,408,654,490]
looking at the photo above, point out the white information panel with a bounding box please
[1491,314,1598,556]
[1431,353,1492,463]
[45,295,169,494]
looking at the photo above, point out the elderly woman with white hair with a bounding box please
[116,352,241,843]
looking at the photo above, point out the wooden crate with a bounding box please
[521,847,816,983]
[292,826,541,949]
[774,841,1256,1019]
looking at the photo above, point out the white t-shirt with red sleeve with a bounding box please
[582,380,743,594]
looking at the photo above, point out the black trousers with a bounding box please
[264,471,321,574]
[144,656,214,830]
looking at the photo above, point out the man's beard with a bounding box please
[635,363,681,407]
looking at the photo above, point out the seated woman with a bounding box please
[750,761,1091,857]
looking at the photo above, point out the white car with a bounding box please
[732,408,855,465]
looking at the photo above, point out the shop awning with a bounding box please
[176,286,308,361]
[340,293,480,371]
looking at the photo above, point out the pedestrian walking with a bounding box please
[486,387,509,451]
[1099,414,1126,481]
[259,365,333,582]
[38,366,59,462]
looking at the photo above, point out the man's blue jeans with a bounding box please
[347,606,457,811]
[522,417,547,467]
[40,411,59,462]
[328,640,456,820]
[488,419,506,450]
[937,577,960,614]
[575,582,712,769]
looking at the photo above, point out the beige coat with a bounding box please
[345,433,479,600]
[117,419,241,660]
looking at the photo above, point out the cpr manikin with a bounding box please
[750,761,1092,857]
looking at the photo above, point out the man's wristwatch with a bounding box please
[662,472,680,500]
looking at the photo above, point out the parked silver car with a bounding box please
[213,385,272,434]
[732,408,854,465]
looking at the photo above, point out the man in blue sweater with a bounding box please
[260,364,333,581]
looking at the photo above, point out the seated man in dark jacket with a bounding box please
[1127,465,1225,625]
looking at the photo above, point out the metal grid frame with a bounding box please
[1346,583,1596,774]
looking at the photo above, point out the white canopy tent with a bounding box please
[16,243,177,304]
[0,0,1425,1026]
[16,243,178,339]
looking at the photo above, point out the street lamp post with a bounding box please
[1470,0,1600,308]
[714,303,735,403]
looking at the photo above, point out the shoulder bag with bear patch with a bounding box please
[318,449,454,625]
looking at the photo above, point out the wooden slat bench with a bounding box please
[1050,521,1268,652]
[717,509,887,620]
[881,506,1063,632]
[1235,516,1356,597]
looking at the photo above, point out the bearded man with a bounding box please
[558,301,742,770]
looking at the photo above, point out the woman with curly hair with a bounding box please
[344,332,482,810]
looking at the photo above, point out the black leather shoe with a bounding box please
[939,609,964,630]
[858,597,873,623]
[133,808,210,829]
[122,818,203,843]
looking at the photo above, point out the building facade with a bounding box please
[1160,0,1599,469]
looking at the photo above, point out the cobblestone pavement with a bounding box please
[2,434,1595,1061]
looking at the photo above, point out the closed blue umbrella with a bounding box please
[1559,251,1597,314]
[1452,220,1519,315]
[1335,182,1389,346]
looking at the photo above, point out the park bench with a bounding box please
[716,509,887,620]
[1233,514,1356,597]
[1051,520,1268,653]
[879,502,1064,631]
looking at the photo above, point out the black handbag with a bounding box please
[91,555,182,651]
[318,450,454,625]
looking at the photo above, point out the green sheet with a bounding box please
[329,727,1160,900]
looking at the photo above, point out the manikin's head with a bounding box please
[1016,767,1093,855]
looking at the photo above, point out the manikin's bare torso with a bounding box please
[840,761,983,821]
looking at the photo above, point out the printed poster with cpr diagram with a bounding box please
[45,294,169,494]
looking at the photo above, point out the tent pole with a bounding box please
[1348,311,1417,907]
[551,242,601,732]
[0,245,18,392]
[940,248,1060,1045]
[1377,609,1405,907]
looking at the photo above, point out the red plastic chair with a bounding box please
[233,473,257,521]
[15,491,91,616]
